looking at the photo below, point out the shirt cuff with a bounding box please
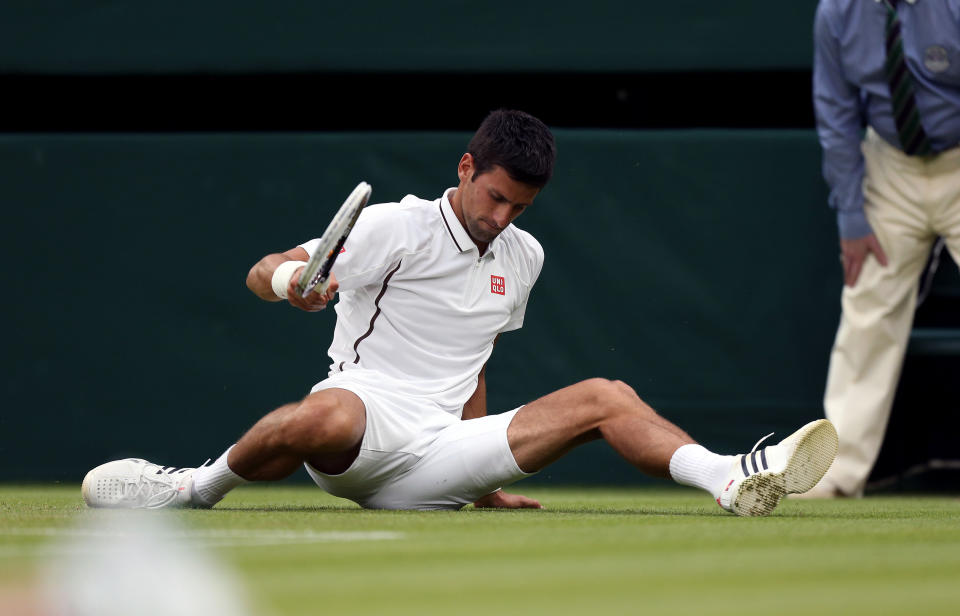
[837,209,873,240]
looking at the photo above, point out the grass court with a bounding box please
[2,484,959,615]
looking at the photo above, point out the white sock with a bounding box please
[668,444,735,499]
[191,445,248,506]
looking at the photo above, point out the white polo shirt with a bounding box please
[300,188,544,416]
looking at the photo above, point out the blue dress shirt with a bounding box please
[813,0,960,239]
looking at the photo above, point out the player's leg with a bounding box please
[82,388,366,509]
[507,378,692,477]
[226,388,365,480]
[506,378,838,516]
[362,409,528,510]
[188,388,365,506]
[327,382,671,511]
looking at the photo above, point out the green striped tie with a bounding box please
[882,0,932,156]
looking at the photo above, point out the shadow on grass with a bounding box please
[213,505,364,513]
[213,504,728,517]
[211,504,893,520]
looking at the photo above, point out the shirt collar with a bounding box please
[439,188,474,254]
[438,188,503,259]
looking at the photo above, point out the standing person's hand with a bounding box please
[840,234,888,287]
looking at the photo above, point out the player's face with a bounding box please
[454,154,540,248]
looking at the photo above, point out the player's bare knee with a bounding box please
[577,377,615,397]
[611,379,651,409]
[591,379,656,424]
[314,407,361,450]
[574,378,635,418]
[608,379,637,398]
[278,396,360,453]
[612,379,661,416]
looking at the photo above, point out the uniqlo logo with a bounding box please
[490,275,505,295]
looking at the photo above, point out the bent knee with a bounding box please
[278,395,364,452]
[609,379,640,400]
[575,378,647,414]
[578,377,636,397]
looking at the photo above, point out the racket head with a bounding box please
[296,181,371,297]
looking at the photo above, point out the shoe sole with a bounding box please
[733,419,839,517]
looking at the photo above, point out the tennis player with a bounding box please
[83,110,838,516]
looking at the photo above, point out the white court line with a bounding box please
[0,527,404,559]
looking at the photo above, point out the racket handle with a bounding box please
[314,277,332,296]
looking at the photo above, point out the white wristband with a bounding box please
[271,260,307,299]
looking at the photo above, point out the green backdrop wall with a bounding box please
[0,129,840,483]
[1,1,819,73]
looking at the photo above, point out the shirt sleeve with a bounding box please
[299,204,405,293]
[813,1,873,240]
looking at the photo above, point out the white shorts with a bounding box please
[304,371,534,510]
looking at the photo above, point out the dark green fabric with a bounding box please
[1,1,818,73]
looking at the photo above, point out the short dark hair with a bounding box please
[468,109,556,188]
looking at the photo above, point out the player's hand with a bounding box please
[286,271,340,312]
[473,489,542,509]
[840,234,888,287]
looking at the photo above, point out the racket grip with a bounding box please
[314,277,332,296]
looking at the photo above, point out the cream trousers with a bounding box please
[822,128,960,496]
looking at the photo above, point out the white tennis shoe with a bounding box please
[717,419,839,517]
[82,458,209,509]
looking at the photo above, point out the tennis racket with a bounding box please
[296,181,372,297]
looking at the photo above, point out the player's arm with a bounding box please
[246,247,338,312]
[462,334,500,420]
[461,363,488,420]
